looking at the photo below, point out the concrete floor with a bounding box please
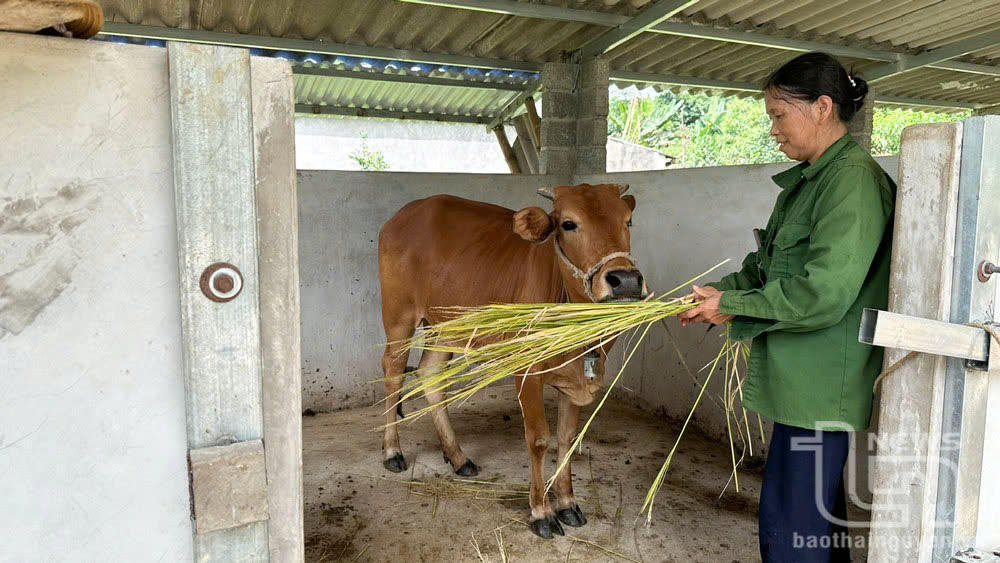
[302,382,814,562]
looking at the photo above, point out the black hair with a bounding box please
[763,52,869,122]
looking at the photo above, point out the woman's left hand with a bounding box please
[678,285,735,327]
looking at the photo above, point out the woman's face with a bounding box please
[765,89,824,162]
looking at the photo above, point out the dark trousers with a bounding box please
[759,422,852,563]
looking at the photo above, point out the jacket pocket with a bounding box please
[770,223,812,279]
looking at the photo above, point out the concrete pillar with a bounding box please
[575,57,609,175]
[539,57,608,176]
[848,88,875,152]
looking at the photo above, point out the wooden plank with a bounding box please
[512,116,539,174]
[511,135,531,175]
[867,121,963,563]
[251,55,305,563]
[167,41,268,561]
[860,309,989,363]
[494,126,521,174]
[523,96,541,151]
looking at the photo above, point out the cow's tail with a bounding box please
[397,365,417,418]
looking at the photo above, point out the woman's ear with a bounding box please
[814,95,836,122]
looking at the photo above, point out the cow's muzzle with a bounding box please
[605,269,644,301]
[553,236,641,302]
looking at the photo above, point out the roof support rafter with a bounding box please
[486,81,544,129]
[296,104,491,123]
[575,0,700,59]
[394,0,1000,77]
[98,22,542,72]
[293,66,530,91]
[612,72,982,110]
[865,29,1000,82]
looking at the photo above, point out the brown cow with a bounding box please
[378,183,648,539]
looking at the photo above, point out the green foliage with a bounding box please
[607,95,682,151]
[349,133,390,171]
[607,88,968,167]
[871,107,966,156]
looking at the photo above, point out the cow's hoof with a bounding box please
[383,454,407,473]
[529,515,565,539]
[556,503,587,527]
[455,459,480,477]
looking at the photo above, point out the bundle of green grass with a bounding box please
[389,263,764,523]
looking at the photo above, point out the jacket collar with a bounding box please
[772,133,856,190]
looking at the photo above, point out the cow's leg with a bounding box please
[381,324,413,472]
[516,374,564,539]
[419,348,479,476]
[553,392,587,527]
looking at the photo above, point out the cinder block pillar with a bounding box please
[539,57,608,176]
[540,61,578,176]
[848,88,875,153]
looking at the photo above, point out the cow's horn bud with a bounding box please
[537,188,555,201]
[617,183,630,196]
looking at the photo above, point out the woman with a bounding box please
[679,52,895,563]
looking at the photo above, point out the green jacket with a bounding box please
[708,134,895,431]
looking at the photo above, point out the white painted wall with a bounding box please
[294,116,668,173]
[0,34,193,561]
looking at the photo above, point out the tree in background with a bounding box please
[871,107,965,155]
[607,95,682,152]
[349,133,390,171]
[608,88,967,168]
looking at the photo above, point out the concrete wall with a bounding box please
[0,34,192,560]
[295,117,514,173]
[295,116,669,173]
[298,156,897,441]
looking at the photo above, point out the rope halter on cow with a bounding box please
[538,185,639,303]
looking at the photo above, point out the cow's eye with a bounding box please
[627,219,632,228]
[561,220,577,231]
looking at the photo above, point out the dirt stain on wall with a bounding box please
[0,182,99,338]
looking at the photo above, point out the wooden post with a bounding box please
[513,115,539,174]
[524,96,541,151]
[494,126,521,174]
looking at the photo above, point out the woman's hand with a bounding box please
[678,285,735,327]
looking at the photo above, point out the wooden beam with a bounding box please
[494,126,521,174]
[524,96,541,151]
[487,81,543,129]
[512,116,539,173]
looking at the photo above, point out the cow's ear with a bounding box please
[622,195,636,211]
[513,206,555,243]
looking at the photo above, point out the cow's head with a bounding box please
[512,183,649,303]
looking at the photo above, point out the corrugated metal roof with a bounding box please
[95,0,1000,116]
